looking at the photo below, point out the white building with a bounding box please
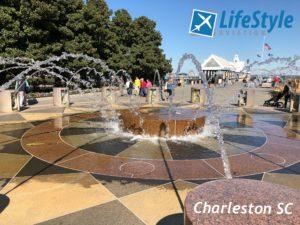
[202,54,246,81]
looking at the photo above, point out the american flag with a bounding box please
[264,43,271,50]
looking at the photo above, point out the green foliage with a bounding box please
[0,0,172,82]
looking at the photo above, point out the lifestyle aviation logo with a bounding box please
[189,9,294,38]
[189,9,217,38]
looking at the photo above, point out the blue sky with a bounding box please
[105,0,300,72]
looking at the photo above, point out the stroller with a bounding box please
[263,91,284,108]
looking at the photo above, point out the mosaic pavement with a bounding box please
[0,105,299,225]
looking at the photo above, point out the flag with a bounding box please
[264,43,271,50]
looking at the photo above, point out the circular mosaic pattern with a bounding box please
[60,116,267,160]
[21,112,300,180]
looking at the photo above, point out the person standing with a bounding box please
[133,77,141,96]
[209,76,216,88]
[283,81,291,109]
[164,76,175,99]
[146,79,152,89]
[273,76,281,88]
[15,78,29,108]
[140,78,147,97]
[125,79,130,90]
[224,77,228,87]
[126,80,133,96]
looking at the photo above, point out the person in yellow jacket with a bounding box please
[133,77,141,95]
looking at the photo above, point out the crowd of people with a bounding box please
[11,74,297,112]
[126,77,152,97]
[125,76,176,99]
[125,74,296,110]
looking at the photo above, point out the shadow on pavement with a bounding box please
[0,194,9,214]
[156,213,184,225]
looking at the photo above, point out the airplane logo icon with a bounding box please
[192,13,212,32]
[189,9,217,38]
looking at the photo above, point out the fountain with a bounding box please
[175,53,232,179]
[0,52,232,179]
[244,55,300,75]
[2,51,298,224]
[120,107,206,137]
[0,53,131,118]
[0,53,131,91]
[183,55,300,225]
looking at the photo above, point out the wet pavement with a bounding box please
[0,85,299,225]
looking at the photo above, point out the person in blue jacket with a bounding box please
[15,78,30,107]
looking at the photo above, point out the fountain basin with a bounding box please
[119,107,206,137]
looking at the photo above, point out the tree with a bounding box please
[78,0,112,59]
[107,9,133,73]
[0,0,24,57]
[129,16,172,80]
[108,13,172,80]
[19,0,84,59]
[0,0,172,84]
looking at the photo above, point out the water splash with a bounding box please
[0,52,131,91]
[0,53,133,134]
[244,55,300,77]
[0,52,235,179]
[175,53,232,179]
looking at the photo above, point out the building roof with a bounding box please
[202,54,245,72]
